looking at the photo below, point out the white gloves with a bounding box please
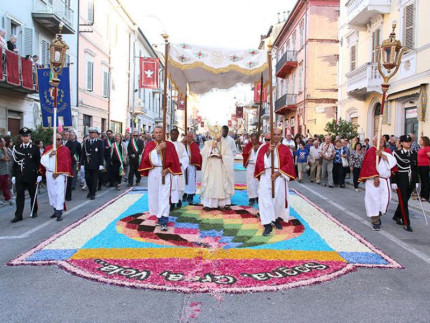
[11,177,16,185]
[37,176,42,183]
[99,165,104,171]
[391,183,398,190]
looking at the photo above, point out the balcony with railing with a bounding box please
[32,0,75,34]
[346,62,382,99]
[0,49,38,94]
[276,50,298,78]
[275,94,297,114]
[345,0,391,28]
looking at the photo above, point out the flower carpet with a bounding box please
[9,186,401,293]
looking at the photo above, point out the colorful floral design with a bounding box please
[246,61,257,69]
[248,49,258,56]
[177,55,189,63]
[194,51,207,59]
[229,54,242,62]
[8,188,401,293]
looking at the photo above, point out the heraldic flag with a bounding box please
[37,67,72,128]
[140,58,159,89]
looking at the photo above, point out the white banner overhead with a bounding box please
[168,43,269,95]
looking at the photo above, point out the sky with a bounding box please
[122,0,297,124]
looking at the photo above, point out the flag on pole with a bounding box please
[139,58,159,89]
[236,106,244,119]
[254,83,267,103]
[177,96,185,110]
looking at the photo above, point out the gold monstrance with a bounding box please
[209,125,221,157]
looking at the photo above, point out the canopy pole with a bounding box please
[267,44,274,198]
[257,73,263,139]
[184,85,188,185]
[162,34,169,185]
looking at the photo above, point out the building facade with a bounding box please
[274,0,340,137]
[338,0,430,140]
[0,0,78,136]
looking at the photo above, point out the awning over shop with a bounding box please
[167,43,269,96]
[387,86,421,101]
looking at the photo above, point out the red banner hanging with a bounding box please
[6,50,19,86]
[139,58,159,89]
[231,113,237,121]
[228,120,232,127]
[177,96,185,110]
[254,83,267,103]
[236,106,244,119]
[21,57,33,90]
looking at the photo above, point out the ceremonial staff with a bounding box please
[375,24,407,165]
[49,22,69,149]
[267,43,275,198]
[162,33,169,184]
[184,85,189,185]
[257,73,263,138]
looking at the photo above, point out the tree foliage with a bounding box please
[11,126,54,146]
[324,118,358,140]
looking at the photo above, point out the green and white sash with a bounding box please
[113,142,125,176]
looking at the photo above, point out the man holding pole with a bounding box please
[40,133,73,221]
[127,130,144,187]
[139,126,182,231]
[182,131,202,205]
[358,136,397,231]
[242,133,261,206]
[254,129,296,236]
[10,128,42,223]
[169,128,189,209]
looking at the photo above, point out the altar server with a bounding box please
[183,131,202,205]
[169,128,189,208]
[242,133,261,206]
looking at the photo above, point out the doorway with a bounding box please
[7,110,22,136]
[405,107,418,139]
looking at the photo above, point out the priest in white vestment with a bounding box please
[200,136,234,210]
[220,125,236,198]
[169,129,189,208]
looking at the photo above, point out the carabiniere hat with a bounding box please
[88,127,97,133]
[399,135,412,143]
[19,127,31,136]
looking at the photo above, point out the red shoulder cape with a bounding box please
[188,142,202,170]
[242,142,261,167]
[39,145,73,177]
[358,147,393,182]
[138,141,183,177]
[254,143,296,180]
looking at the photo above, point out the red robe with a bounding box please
[242,142,261,167]
[358,147,394,182]
[186,142,202,170]
[139,141,182,177]
[39,145,73,177]
[254,143,296,180]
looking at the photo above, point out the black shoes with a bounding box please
[393,216,403,225]
[90,196,95,200]
[160,224,168,231]
[182,194,187,202]
[273,218,283,230]
[263,224,273,236]
[177,200,182,208]
[87,192,92,198]
[249,198,255,207]
[404,225,413,232]
[50,213,57,219]
[10,217,23,223]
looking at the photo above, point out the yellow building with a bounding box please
[273,0,340,137]
[338,0,430,140]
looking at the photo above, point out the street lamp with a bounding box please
[49,22,69,150]
[375,23,407,163]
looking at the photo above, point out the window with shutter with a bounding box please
[372,29,380,62]
[87,0,94,24]
[404,4,415,49]
[5,17,11,39]
[86,60,94,91]
[23,27,33,57]
[102,68,109,98]
[350,45,356,71]
[41,39,50,66]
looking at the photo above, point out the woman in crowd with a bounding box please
[0,137,13,205]
[333,139,347,188]
[110,133,127,191]
[349,142,365,192]
[417,136,430,201]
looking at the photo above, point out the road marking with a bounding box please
[297,184,430,265]
[0,188,114,240]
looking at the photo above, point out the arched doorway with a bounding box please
[373,103,381,138]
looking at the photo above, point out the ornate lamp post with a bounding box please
[49,22,69,150]
[375,24,407,163]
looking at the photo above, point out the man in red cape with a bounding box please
[358,136,397,231]
[254,129,296,236]
[40,133,73,221]
[242,133,261,206]
[139,126,182,231]
[182,131,202,205]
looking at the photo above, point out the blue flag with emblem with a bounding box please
[37,67,72,128]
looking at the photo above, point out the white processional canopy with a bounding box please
[167,43,270,96]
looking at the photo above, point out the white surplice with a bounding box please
[41,152,67,211]
[148,149,175,218]
[221,135,236,194]
[200,140,234,208]
[185,144,198,195]
[170,140,189,204]
[364,151,397,218]
[258,147,291,225]
[246,147,259,199]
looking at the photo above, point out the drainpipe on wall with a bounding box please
[303,1,308,136]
